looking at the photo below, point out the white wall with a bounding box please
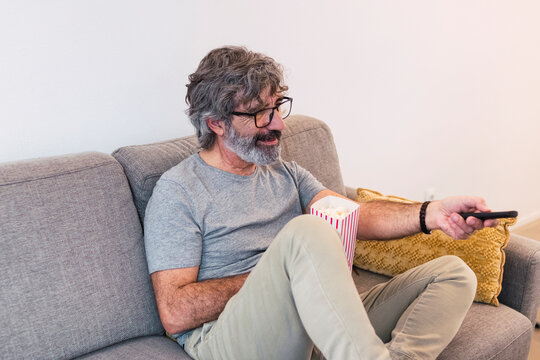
[2,1,539,221]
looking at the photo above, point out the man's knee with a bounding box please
[278,215,344,256]
[436,255,477,298]
[284,215,340,239]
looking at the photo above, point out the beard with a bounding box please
[223,124,282,165]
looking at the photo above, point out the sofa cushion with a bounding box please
[437,303,532,360]
[351,268,533,360]
[112,114,346,222]
[77,335,190,359]
[0,152,163,360]
[112,135,200,222]
[279,115,346,197]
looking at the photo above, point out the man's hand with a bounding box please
[426,196,499,240]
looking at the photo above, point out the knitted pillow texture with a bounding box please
[353,188,517,305]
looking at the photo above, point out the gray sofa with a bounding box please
[1,115,538,360]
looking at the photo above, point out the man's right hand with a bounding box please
[151,267,249,334]
[426,196,499,240]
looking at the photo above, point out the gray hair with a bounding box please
[185,46,288,149]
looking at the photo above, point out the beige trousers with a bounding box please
[184,215,476,360]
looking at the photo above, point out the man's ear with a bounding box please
[206,117,226,137]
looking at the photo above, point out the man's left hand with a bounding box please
[427,196,499,240]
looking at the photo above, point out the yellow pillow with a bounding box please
[353,188,517,305]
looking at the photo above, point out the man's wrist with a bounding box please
[423,200,440,233]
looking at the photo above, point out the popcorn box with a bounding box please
[310,196,360,272]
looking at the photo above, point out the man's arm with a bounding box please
[307,189,498,240]
[151,266,249,334]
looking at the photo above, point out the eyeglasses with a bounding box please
[231,97,293,128]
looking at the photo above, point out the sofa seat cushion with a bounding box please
[438,303,532,360]
[77,335,191,359]
[351,268,533,359]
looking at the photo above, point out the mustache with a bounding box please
[255,130,282,143]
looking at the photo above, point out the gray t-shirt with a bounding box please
[144,153,325,280]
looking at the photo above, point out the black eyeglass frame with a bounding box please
[231,96,293,128]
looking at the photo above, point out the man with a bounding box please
[144,46,497,360]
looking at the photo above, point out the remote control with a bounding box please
[459,211,518,220]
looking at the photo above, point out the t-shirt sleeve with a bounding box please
[285,161,326,211]
[143,178,202,274]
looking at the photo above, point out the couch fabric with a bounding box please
[499,233,540,323]
[77,336,192,360]
[1,115,538,359]
[0,153,163,359]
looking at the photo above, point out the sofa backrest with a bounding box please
[0,152,163,359]
[112,114,346,222]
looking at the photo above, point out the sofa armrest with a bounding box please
[498,233,540,325]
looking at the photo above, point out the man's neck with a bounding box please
[199,141,256,176]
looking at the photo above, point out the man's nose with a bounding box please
[267,110,286,131]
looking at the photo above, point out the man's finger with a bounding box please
[484,219,499,228]
[462,197,490,213]
[466,217,484,231]
[448,218,468,239]
[451,214,475,235]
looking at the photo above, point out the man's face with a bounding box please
[224,94,284,165]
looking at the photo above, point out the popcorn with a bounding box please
[310,196,360,272]
[319,207,350,219]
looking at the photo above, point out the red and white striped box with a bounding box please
[310,196,360,272]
